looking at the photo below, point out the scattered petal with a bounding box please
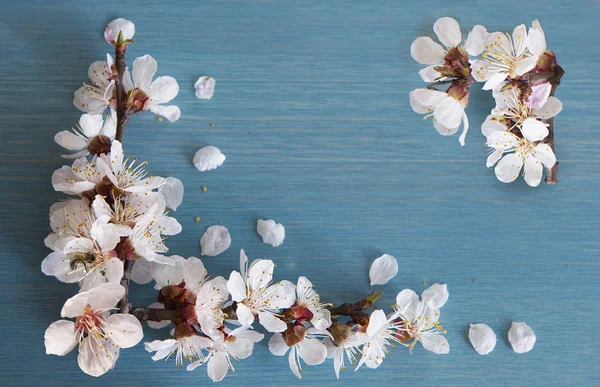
[256,219,285,247]
[200,225,231,257]
[508,322,536,353]
[193,146,226,172]
[194,76,216,99]
[368,254,398,286]
[469,323,497,355]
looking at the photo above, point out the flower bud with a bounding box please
[104,18,135,45]
[87,135,112,156]
[536,50,558,72]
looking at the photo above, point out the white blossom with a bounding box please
[268,326,329,379]
[73,54,116,114]
[508,322,536,353]
[355,309,403,369]
[256,219,285,247]
[226,250,296,332]
[44,283,143,377]
[200,225,231,257]
[294,276,332,330]
[145,329,212,368]
[194,76,216,99]
[52,156,105,195]
[368,254,398,286]
[55,111,116,159]
[193,146,226,172]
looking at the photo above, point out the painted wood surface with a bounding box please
[1,1,599,385]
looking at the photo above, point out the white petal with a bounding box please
[77,337,119,377]
[515,56,538,76]
[395,289,420,321]
[148,104,181,122]
[421,283,449,309]
[433,119,459,136]
[469,323,497,355]
[533,96,563,119]
[433,17,462,48]
[155,216,182,236]
[418,65,443,82]
[420,334,450,354]
[256,219,285,247]
[194,76,216,99]
[61,291,91,318]
[521,118,549,142]
[132,54,157,91]
[148,76,179,104]
[200,225,231,257]
[534,143,556,169]
[105,314,144,348]
[87,282,126,311]
[471,59,491,82]
[227,271,248,302]
[528,20,546,56]
[289,347,301,379]
[159,177,184,211]
[410,88,448,108]
[298,338,327,365]
[104,18,135,43]
[151,255,185,288]
[523,154,543,187]
[101,109,117,138]
[368,254,398,286]
[130,257,154,284]
[464,25,489,56]
[193,146,226,172]
[236,302,256,327]
[526,83,551,109]
[433,97,463,129]
[55,131,88,151]
[246,259,275,292]
[483,73,509,91]
[41,252,79,283]
[268,280,296,309]
[207,351,229,382]
[144,339,177,358]
[73,85,109,114]
[126,175,166,193]
[366,309,387,336]
[183,256,208,289]
[486,150,504,168]
[410,37,446,65]
[508,322,536,353]
[51,165,96,195]
[44,320,77,355]
[495,153,524,183]
[486,130,520,151]
[105,258,124,284]
[512,24,528,57]
[91,216,120,251]
[458,112,469,146]
[481,115,506,137]
[88,62,112,89]
[268,333,289,356]
[259,311,287,332]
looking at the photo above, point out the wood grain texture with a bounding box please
[1,1,599,385]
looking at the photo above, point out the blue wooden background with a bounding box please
[1,1,599,385]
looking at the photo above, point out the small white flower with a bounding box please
[256,219,285,247]
[159,177,184,211]
[472,21,546,90]
[200,225,231,257]
[51,156,105,195]
[469,323,497,355]
[227,250,296,332]
[193,146,226,172]
[194,276,230,340]
[392,284,450,355]
[409,87,470,145]
[187,327,264,382]
[485,118,557,187]
[55,111,116,159]
[128,210,182,265]
[44,283,143,377]
[268,326,329,379]
[508,321,536,353]
[194,76,216,99]
[73,55,116,114]
[104,18,135,45]
[369,254,398,286]
[122,54,181,122]
[145,330,212,368]
[294,276,332,330]
[355,309,403,369]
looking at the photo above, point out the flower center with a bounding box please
[75,305,105,336]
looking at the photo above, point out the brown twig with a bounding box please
[117,259,136,314]
[130,306,176,322]
[114,32,129,143]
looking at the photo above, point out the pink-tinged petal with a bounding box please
[148,76,179,103]
[366,309,387,336]
[523,154,544,187]
[421,283,449,309]
[495,153,524,183]
[410,37,446,65]
[77,337,119,377]
[44,320,77,355]
[433,17,462,48]
[259,311,287,332]
[433,97,463,129]
[86,282,126,311]
[132,54,157,91]
[418,65,443,82]
[421,334,450,354]
[486,150,504,168]
[105,313,144,348]
[55,131,88,151]
[298,338,327,365]
[207,351,229,382]
[533,96,563,119]
[149,103,181,122]
[464,25,488,56]
[268,333,289,356]
[227,271,248,302]
[521,118,549,142]
[104,18,135,43]
[526,83,551,109]
[534,143,556,168]
[481,115,507,137]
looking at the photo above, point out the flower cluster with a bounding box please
[410,17,564,186]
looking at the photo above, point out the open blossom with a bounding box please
[393,284,450,354]
[44,283,143,377]
[187,327,264,382]
[127,209,181,265]
[409,85,470,145]
[355,309,403,369]
[122,54,181,122]
[55,111,116,159]
[284,276,332,330]
[52,155,105,195]
[226,250,296,332]
[268,324,329,379]
[73,54,116,114]
[485,118,556,187]
[411,17,488,82]
[472,20,546,90]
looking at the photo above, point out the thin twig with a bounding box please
[117,259,136,314]
[114,36,129,142]
[130,306,176,322]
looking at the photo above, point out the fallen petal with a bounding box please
[469,323,497,355]
[200,225,231,257]
[194,76,216,99]
[508,322,536,353]
[256,219,285,247]
[369,254,398,286]
[193,146,226,172]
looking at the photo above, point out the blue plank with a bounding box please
[0,0,599,385]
